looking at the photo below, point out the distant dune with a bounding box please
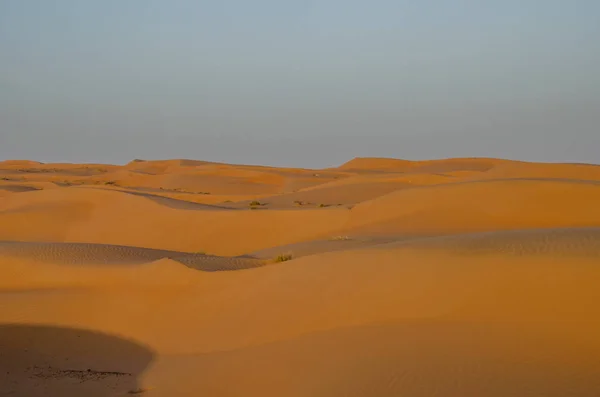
[2,157,600,396]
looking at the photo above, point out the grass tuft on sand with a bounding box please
[274,253,293,263]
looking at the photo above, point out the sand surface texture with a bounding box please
[1,157,600,396]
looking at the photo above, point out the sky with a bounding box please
[1,0,599,167]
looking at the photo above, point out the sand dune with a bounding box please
[0,187,351,254]
[347,178,600,234]
[1,157,600,396]
[2,233,600,395]
[485,160,600,181]
[4,228,600,348]
[0,160,44,168]
[336,156,414,171]
[253,179,411,208]
[336,156,513,173]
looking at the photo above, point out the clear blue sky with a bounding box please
[1,0,599,167]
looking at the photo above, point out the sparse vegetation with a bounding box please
[249,200,263,207]
[158,186,211,194]
[274,253,293,263]
[18,168,57,173]
[319,203,330,208]
[104,181,117,185]
[330,235,351,241]
[128,388,152,394]
[60,180,86,186]
[294,200,314,206]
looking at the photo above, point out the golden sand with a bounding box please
[1,157,600,396]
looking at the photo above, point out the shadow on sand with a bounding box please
[0,323,155,397]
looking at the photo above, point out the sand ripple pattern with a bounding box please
[0,185,40,193]
[395,227,600,257]
[0,241,265,271]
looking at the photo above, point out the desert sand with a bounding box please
[1,156,600,396]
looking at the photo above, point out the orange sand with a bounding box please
[1,157,600,396]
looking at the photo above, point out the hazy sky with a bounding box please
[1,1,599,167]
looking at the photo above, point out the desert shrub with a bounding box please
[274,253,293,263]
[330,235,351,241]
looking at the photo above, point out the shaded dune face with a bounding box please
[0,324,154,397]
[1,157,600,396]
